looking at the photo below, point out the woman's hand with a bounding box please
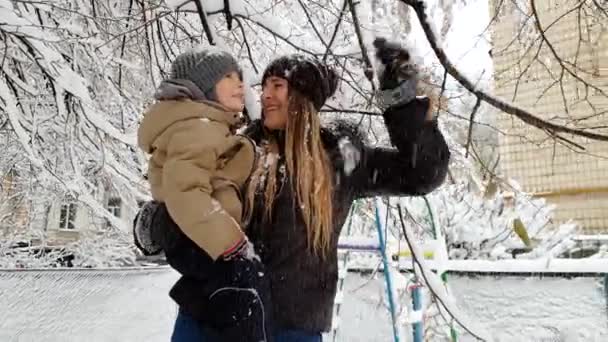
[373,37,426,118]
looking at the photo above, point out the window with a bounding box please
[59,203,77,230]
[107,197,122,218]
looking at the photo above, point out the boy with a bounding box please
[135,47,270,341]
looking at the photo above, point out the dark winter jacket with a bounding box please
[167,95,450,333]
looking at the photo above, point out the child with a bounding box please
[135,47,271,341]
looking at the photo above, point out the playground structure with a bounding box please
[332,198,608,342]
[333,197,456,342]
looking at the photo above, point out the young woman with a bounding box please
[135,39,450,342]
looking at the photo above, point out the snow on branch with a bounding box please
[0,5,135,145]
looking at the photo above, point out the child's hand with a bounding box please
[221,237,261,262]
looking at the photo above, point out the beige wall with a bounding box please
[45,195,138,244]
[490,0,608,233]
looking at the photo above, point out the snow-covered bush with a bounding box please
[400,180,578,260]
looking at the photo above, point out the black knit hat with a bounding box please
[262,55,338,111]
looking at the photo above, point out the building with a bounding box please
[45,194,138,245]
[490,0,608,233]
[1,172,137,246]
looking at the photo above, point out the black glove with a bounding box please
[207,255,272,341]
[170,253,273,342]
[373,37,418,109]
[135,202,273,341]
[133,200,163,256]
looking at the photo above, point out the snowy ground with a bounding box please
[1,268,607,341]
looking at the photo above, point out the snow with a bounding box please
[450,275,608,341]
[166,0,293,41]
[242,240,261,263]
[338,236,379,249]
[573,234,608,242]
[1,268,607,341]
[0,268,179,342]
[0,0,12,10]
[263,152,277,168]
[338,137,361,175]
[406,309,423,324]
[398,258,608,274]
[423,0,444,48]
[337,272,608,342]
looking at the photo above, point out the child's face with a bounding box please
[215,71,244,112]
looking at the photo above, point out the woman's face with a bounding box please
[261,76,289,130]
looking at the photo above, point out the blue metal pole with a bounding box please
[374,202,401,342]
[411,284,424,342]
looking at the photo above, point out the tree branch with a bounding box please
[234,18,258,74]
[193,0,214,44]
[401,0,608,142]
[530,0,607,97]
[347,0,376,92]
[323,0,348,62]
[464,96,481,158]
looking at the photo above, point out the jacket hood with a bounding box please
[137,100,241,153]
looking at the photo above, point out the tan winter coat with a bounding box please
[138,100,256,260]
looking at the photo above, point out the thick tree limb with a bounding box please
[401,0,608,142]
[347,0,376,91]
[194,0,214,44]
[223,0,233,30]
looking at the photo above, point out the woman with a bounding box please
[135,38,450,341]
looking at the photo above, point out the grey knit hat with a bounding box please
[169,46,242,101]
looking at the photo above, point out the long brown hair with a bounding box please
[245,90,334,257]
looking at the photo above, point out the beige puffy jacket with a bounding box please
[138,100,256,260]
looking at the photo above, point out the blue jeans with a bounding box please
[171,310,322,342]
[171,309,213,341]
[274,330,322,342]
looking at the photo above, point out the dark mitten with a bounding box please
[172,255,273,342]
[133,201,216,276]
[135,202,273,341]
[373,37,418,109]
[133,200,163,256]
[206,256,273,342]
